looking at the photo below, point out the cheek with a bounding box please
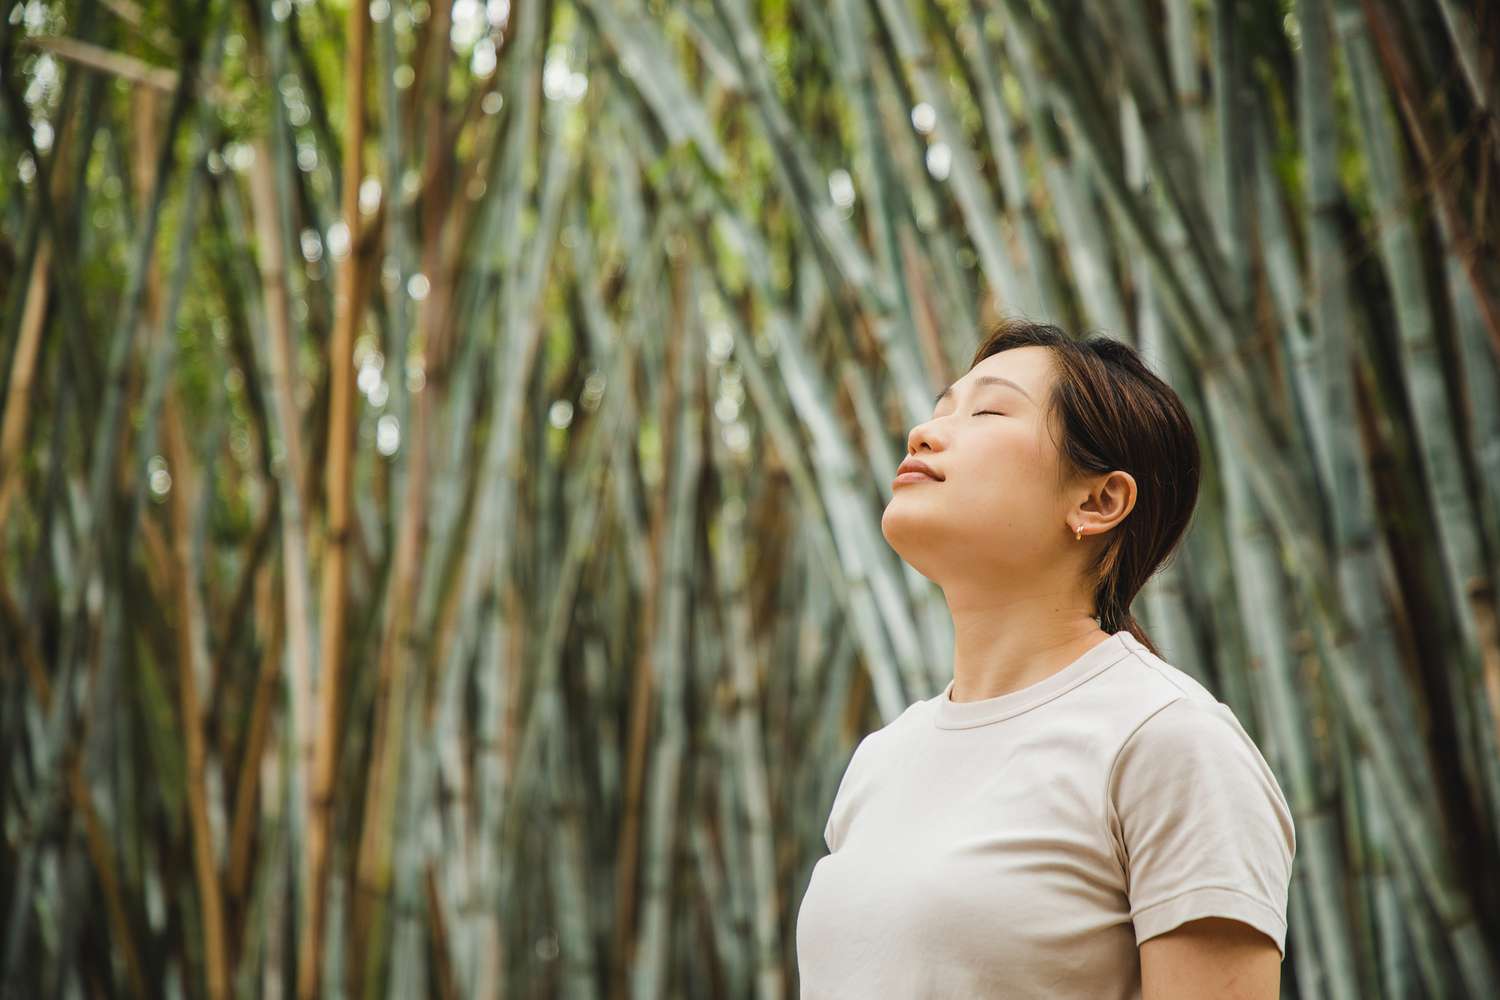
[950,433,1061,530]
[965,428,1051,495]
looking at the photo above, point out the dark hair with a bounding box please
[968,320,1201,657]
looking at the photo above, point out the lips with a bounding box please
[894,457,943,483]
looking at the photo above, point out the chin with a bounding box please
[881,505,938,565]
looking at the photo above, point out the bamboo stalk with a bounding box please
[826,0,942,425]
[246,134,319,941]
[0,237,50,526]
[869,0,1034,318]
[1001,1,1500,989]
[628,253,704,1000]
[298,2,372,995]
[20,34,179,92]
[1334,0,1500,859]
[65,751,149,999]
[227,561,283,908]
[10,2,1500,993]
[164,385,230,1000]
[1288,4,1431,991]
[1,30,200,982]
[1369,0,1500,367]
[708,423,785,1000]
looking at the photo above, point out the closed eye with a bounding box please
[973,410,1004,416]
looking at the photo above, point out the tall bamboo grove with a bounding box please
[2,0,1499,996]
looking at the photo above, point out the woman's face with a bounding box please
[881,346,1075,585]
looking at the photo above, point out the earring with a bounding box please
[1074,525,1083,541]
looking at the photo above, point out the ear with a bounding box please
[1077,470,1136,535]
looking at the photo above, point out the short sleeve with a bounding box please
[822,733,875,853]
[1107,697,1296,958]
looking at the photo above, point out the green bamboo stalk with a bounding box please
[246,132,319,933]
[405,0,544,990]
[1120,94,1207,684]
[1207,375,1371,1000]
[824,0,944,427]
[1377,761,1461,999]
[939,1,1067,321]
[868,0,1036,318]
[12,3,1500,993]
[709,422,786,1000]
[560,165,682,993]
[998,22,1130,338]
[1108,0,1237,329]
[1353,735,1425,997]
[1334,0,1500,853]
[1295,3,1444,989]
[1,31,200,980]
[864,41,979,361]
[781,264,935,701]
[546,682,600,1000]
[382,692,435,999]
[996,0,1221,355]
[1432,0,1500,181]
[598,71,911,719]
[998,3,1500,989]
[1442,217,1500,601]
[375,0,415,526]
[1249,110,1331,499]
[441,62,582,995]
[843,358,952,690]
[751,281,923,713]
[707,0,891,311]
[1131,47,1366,987]
[628,256,705,1000]
[92,12,226,804]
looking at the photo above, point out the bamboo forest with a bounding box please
[3,0,1500,995]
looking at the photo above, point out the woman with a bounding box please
[795,321,1296,999]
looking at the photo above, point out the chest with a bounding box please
[796,735,1139,998]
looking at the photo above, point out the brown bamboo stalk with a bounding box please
[65,754,148,999]
[137,509,175,607]
[0,581,50,707]
[0,239,50,526]
[348,0,474,985]
[609,371,670,1000]
[227,560,284,907]
[898,227,954,385]
[163,385,229,1000]
[298,1,372,995]
[20,34,179,92]
[1359,0,1500,380]
[424,864,458,1000]
[1357,0,1500,761]
[0,42,97,526]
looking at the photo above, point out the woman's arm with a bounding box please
[1140,916,1282,1000]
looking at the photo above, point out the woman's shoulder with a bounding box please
[1113,632,1222,707]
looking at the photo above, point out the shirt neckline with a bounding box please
[931,630,1139,729]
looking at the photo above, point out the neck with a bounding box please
[943,587,1108,703]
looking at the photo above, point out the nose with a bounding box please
[906,418,940,456]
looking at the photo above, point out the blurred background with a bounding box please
[3,0,1500,996]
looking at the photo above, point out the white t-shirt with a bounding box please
[795,629,1296,999]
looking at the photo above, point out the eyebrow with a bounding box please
[933,374,1035,406]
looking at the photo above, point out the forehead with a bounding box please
[957,346,1052,397]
